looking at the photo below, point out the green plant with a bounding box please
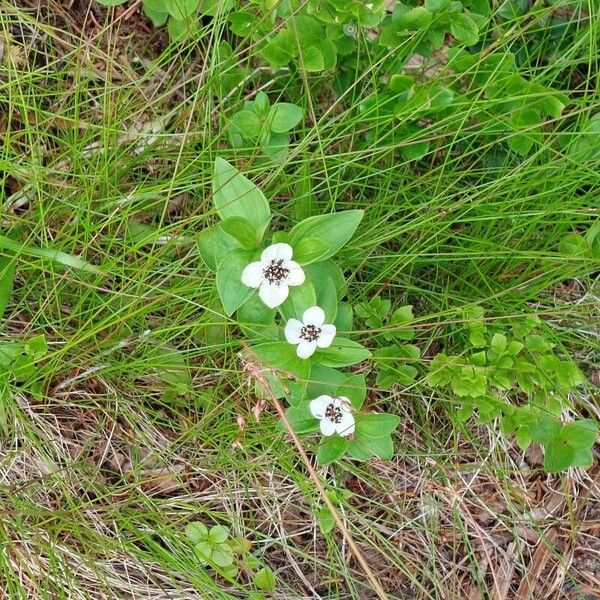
[198,158,400,464]
[426,309,598,472]
[229,92,303,160]
[184,521,277,591]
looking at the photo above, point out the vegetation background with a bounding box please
[0,0,598,598]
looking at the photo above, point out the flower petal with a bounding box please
[261,243,293,263]
[302,306,325,327]
[241,261,264,288]
[284,319,303,344]
[296,339,317,359]
[284,261,305,286]
[319,418,337,436]
[309,395,333,419]
[336,411,355,437]
[259,282,289,308]
[316,323,336,348]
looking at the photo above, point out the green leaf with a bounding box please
[96,0,127,5]
[424,0,451,11]
[143,3,169,26]
[400,139,429,161]
[317,506,335,534]
[302,46,325,71]
[544,437,575,473]
[282,406,319,434]
[347,433,394,461]
[317,338,371,367]
[316,277,338,323]
[560,420,598,450]
[185,522,208,543]
[197,225,239,272]
[213,158,271,233]
[208,525,229,544]
[211,544,234,567]
[355,413,400,437]
[0,234,102,275]
[289,210,363,263]
[167,16,194,41]
[317,435,348,464]
[293,237,328,265]
[558,233,591,258]
[166,0,200,19]
[279,280,317,321]
[230,110,263,139]
[254,567,277,591]
[251,341,311,381]
[450,12,479,45]
[220,216,259,250]
[254,567,276,591]
[216,249,254,316]
[515,426,532,450]
[335,373,366,409]
[0,256,16,321]
[268,103,303,133]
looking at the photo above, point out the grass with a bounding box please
[0,0,599,598]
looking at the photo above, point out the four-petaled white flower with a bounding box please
[284,306,336,359]
[241,243,305,309]
[309,395,355,437]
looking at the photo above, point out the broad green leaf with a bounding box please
[254,567,277,591]
[544,437,574,473]
[220,216,259,250]
[425,0,451,11]
[166,0,200,19]
[0,234,102,274]
[279,280,317,321]
[143,0,169,24]
[167,15,195,40]
[0,256,16,321]
[213,158,271,232]
[515,426,532,450]
[208,525,229,544]
[355,413,400,437]
[185,522,208,542]
[303,260,345,293]
[316,277,338,323]
[197,225,239,272]
[281,406,319,434]
[216,248,254,316]
[317,338,371,367]
[335,373,366,409]
[334,303,353,332]
[450,12,479,45]
[558,233,591,258]
[251,341,311,381]
[211,544,234,567]
[347,432,394,461]
[268,103,303,133]
[293,237,328,265]
[301,46,324,71]
[289,210,363,263]
[317,506,335,534]
[230,110,263,139]
[317,435,348,464]
[560,420,598,450]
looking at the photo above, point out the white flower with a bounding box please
[284,306,336,359]
[309,395,355,437]
[241,243,305,309]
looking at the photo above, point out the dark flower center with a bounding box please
[299,324,321,342]
[325,403,343,424]
[263,259,289,285]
